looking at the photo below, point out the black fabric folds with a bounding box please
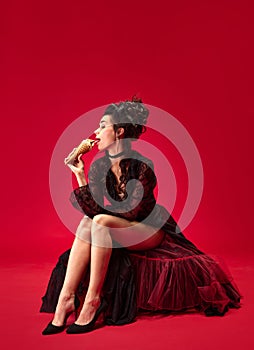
[40,248,137,325]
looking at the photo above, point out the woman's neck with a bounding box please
[108,150,126,159]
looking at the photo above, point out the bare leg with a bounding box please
[91,214,165,251]
[52,216,92,326]
[53,214,163,326]
[74,214,164,326]
[75,217,112,325]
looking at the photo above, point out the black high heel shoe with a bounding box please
[42,296,80,335]
[66,298,107,334]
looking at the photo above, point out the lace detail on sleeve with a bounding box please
[69,160,106,218]
[69,155,157,222]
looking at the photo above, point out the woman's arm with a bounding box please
[69,158,106,218]
[69,157,157,222]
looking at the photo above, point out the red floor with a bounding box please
[0,253,253,350]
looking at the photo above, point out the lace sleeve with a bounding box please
[69,161,106,218]
[70,157,157,222]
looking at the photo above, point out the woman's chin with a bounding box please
[97,143,106,152]
[97,141,116,153]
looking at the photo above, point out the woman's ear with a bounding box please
[116,127,124,138]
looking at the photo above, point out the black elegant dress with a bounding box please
[40,150,241,325]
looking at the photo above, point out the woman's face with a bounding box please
[94,114,116,151]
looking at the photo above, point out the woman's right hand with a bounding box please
[65,151,87,186]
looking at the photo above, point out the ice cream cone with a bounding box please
[64,139,96,165]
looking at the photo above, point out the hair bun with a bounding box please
[130,95,143,103]
[103,97,149,140]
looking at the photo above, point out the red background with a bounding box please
[1,1,254,349]
[1,0,253,263]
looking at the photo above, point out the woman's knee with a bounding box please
[91,215,112,247]
[75,215,92,241]
[93,214,113,227]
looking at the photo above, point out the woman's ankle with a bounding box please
[53,293,76,326]
[75,296,101,325]
[58,291,75,303]
[84,293,101,306]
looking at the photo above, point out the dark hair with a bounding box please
[103,96,149,140]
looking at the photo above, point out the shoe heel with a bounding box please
[66,298,108,334]
[74,295,80,309]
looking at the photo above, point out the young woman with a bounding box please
[41,98,241,335]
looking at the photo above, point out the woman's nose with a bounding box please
[94,127,100,135]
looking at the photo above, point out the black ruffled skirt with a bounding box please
[40,219,241,324]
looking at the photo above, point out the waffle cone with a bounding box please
[64,139,96,164]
